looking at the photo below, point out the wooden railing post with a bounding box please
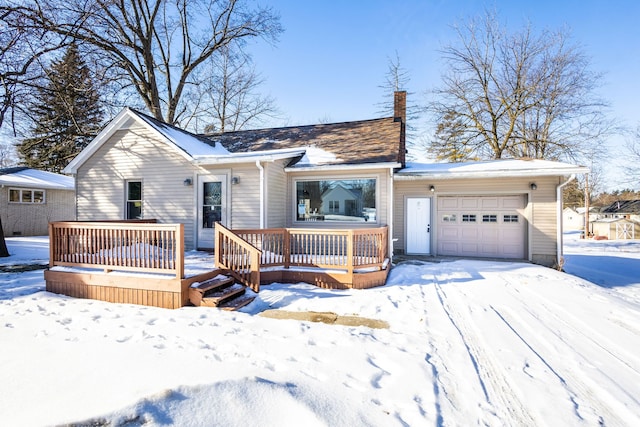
[346,229,354,277]
[48,222,55,268]
[175,223,184,279]
[284,228,291,269]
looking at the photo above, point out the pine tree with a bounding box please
[18,44,103,173]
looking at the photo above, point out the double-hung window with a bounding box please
[126,180,142,219]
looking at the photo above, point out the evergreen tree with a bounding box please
[18,43,103,173]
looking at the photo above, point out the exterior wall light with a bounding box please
[232,176,240,185]
[430,185,435,192]
[183,178,192,186]
[530,183,537,190]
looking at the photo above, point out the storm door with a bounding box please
[197,174,227,249]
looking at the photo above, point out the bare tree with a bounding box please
[377,52,422,126]
[0,5,68,133]
[194,45,278,133]
[4,0,282,126]
[427,11,611,162]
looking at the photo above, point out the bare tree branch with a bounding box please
[427,11,613,163]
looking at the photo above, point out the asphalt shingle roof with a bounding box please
[205,117,403,166]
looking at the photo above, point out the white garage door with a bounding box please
[437,195,526,259]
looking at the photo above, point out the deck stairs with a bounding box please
[189,274,255,311]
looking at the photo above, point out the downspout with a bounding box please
[556,174,576,267]
[256,161,265,228]
[388,167,394,262]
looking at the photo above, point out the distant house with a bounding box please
[601,200,640,222]
[63,91,588,267]
[563,206,601,231]
[0,167,75,236]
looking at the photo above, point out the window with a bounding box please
[482,214,497,223]
[462,214,476,222]
[504,215,519,223]
[296,178,376,222]
[8,188,46,204]
[202,181,222,228]
[442,214,457,222]
[126,181,142,219]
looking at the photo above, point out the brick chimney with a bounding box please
[394,91,407,167]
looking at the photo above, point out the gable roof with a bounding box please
[0,167,74,190]
[395,159,589,179]
[64,109,404,173]
[63,108,230,174]
[205,117,404,167]
[601,200,640,214]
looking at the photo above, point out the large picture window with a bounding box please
[126,180,142,219]
[296,178,376,222]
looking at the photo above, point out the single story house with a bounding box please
[563,206,601,231]
[62,92,588,267]
[0,167,75,236]
[601,200,640,222]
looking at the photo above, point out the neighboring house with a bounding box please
[0,167,75,236]
[601,200,640,222]
[563,206,601,231]
[563,207,583,231]
[63,91,588,267]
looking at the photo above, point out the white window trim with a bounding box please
[125,179,143,220]
[8,187,46,204]
[293,176,379,224]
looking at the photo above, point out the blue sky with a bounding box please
[247,1,639,188]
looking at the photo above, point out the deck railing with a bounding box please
[214,223,261,292]
[231,226,388,276]
[49,221,185,278]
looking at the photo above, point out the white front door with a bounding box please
[406,197,431,254]
[197,174,227,249]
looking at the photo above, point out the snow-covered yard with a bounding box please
[1,235,639,426]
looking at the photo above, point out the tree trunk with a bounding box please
[0,218,9,257]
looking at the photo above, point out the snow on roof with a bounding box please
[135,112,230,157]
[0,167,74,190]
[193,146,306,165]
[294,146,339,166]
[396,159,589,179]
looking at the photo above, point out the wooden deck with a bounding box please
[45,221,391,309]
[216,223,390,290]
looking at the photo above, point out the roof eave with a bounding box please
[193,148,306,165]
[394,166,589,180]
[285,162,402,172]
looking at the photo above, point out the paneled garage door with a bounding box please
[437,195,526,259]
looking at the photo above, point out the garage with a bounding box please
[436,195,526,259]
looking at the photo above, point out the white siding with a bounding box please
[265,160,288,228]
[226,163,260,229]
[76,125,198,248]
[394,176,560,265]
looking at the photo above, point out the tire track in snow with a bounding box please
[491,276,640,425]
[430,269,536,426]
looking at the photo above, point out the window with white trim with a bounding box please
[295,178,376,222]
[503,214,519,223]
[126,180,142,219]
[8,188,45,204]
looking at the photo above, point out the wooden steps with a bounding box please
[189,275,254,310]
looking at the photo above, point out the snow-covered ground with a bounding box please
[1,235,639,426]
